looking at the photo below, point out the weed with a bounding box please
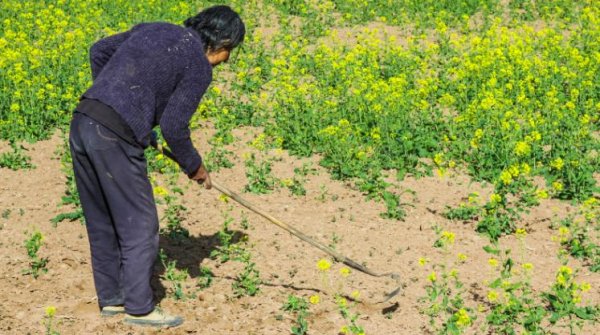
[159,249,189,300]
[196,266,214,290]
[232,251,261,298]
[0,141,34,170]
[244,153,277,194]
[282,295,310,335]
[23,230,49,279]
[44,306,60,335]
[160,195,190,244]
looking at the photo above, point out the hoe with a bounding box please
[157,144,402,304]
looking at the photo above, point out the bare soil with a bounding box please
[0,126,598,335]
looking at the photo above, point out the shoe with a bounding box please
[124,308,183,327]
[100,305,126,317]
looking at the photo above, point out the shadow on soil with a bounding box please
[151,230,245,303]
[151,230,326,303]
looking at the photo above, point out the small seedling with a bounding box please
[282,295,310,335]
[23,230,49,279]
[232,251,261,298]
[196,266,214,290]
[159,249,189,300]
[44,306,60,335]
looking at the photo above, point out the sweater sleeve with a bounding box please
[159,67,211,177]
[89,31,132,80]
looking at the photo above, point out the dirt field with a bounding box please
[0,124,598,335]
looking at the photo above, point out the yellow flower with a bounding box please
[490,193,502,205]
[454,308,471,327]
[536,189,549,199]
[340,267,351,277]
[559,265,572,276]
[316,259,331,271]
[218,194,229,203]
[351,290,360,299]
[45,306,56,317]
[522,263,534,271]
[552,181,563,191]
[309,295,320,304]
[441,231,455,245]
[418,257,428,266]
[488,258,498,267]
[487,290,498,302]
[457,253,468,262]
[580,282,591,292]
[521,163,531,175]
[550,158,564,170]
[515,228,527,239]
[500,170,513,185]
[558,226,570,239]
[153,186,168,197]
[340,326,349,334]
[514,141,531,156]
[428,271,437,282]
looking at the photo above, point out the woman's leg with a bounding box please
[72,113,159,315]
[70,113,125,308]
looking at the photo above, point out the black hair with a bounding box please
[184,5,245,52]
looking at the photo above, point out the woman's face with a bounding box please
[206,48,230,67]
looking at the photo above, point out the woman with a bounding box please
[69,5,245,327]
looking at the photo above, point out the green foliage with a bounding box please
[196,266,214,290]
[0,141,34,170]
[541,266,599,332]
[336,295,366,335]
[159,249,190,300]
[51,136,83,226]
[160,195,190,244]
[559,216,600,272]
[483,247,547,334]
[232,251,261,298]
[244,154,277,194]
[210,208,243,263]
[23,230,49,279]
[282,295,310,335]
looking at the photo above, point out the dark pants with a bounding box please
[69,112,158,315]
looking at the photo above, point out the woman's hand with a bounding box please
[190,163,212,189]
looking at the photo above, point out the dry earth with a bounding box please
[0,125,598,335]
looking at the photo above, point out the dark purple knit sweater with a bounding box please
[82,22,213,175]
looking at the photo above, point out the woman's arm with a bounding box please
[158,68,211,177]
[89,31,132,80]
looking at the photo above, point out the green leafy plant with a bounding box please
[420,229,474,334]
[23,230,49,279]
[232,251,261,298]
[44,306,60,335]
[483,242,547,335]
[210,208,243,263]
[336,295,366,335]
[282,295,310,335]
[159,249,189,300]
[244,153,277,194]
[160,195,190,244]
[51,137,83,226]
[0,141,34,170]
[541,266,598,333]
[196,266,214,290]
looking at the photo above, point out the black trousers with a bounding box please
[69,112,158,315]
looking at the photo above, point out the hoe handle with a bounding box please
[156,145,401,302]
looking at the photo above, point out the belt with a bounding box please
[75,98,139,146]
